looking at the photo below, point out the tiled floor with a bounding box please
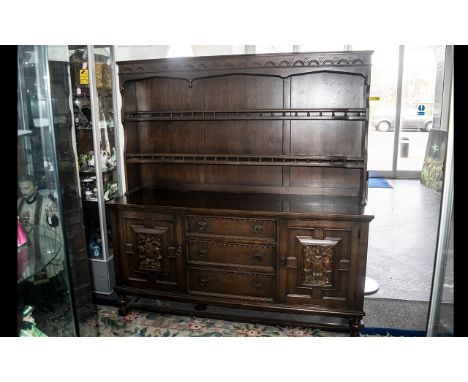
[365,179,449,302]
[360,178,454,332]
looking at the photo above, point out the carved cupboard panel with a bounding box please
[119,210,183,292]
[278,219,359,309]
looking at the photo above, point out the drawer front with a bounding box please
[186,215,276,240]
[188,268,274,299]
[187,240,275,268]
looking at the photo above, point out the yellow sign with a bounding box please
[80,69,89,85]
[369,96,380,101]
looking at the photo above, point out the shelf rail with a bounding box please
[123,108,367,122]
[126,153,365,168]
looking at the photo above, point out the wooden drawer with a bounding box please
[187,239,275,268]
[186,215,276,240]
[188,267,274,299]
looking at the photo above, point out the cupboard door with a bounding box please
[278,219,362,309]
[120,210,184,292]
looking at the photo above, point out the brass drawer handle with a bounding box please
[168,246,183,256]
[254,224,263,233]
[253,253,263,261]
[280,255,286,264]
[254,282,263,289]
[198,221,207,231]
[200,276,209,287]
[199,249,208,258]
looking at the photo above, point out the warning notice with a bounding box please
[80,69,89,85]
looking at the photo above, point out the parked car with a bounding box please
[370,106,433,132]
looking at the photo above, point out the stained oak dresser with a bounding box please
[107,51,374,336]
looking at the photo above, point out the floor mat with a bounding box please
[368,177,392,188]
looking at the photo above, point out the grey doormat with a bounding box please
[363,297,428,331]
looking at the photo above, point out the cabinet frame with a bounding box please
[70,45,123,294]
[109,51,374,335]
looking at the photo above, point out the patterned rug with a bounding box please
[81,305,345,337]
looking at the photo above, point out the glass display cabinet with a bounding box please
[68,45,122,295]
[17,45,98,336]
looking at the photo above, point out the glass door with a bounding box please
[18,45,78,336]
[363,45,446,177]
[17,45,103,336]
[366,46,400,173]
[397,46,445,174]
[426,47,454,336]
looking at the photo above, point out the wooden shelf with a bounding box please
[124,108,367,122]
[126,153,365,168]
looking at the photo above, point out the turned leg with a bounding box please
[118,294,129,316]
[349,317,363,337]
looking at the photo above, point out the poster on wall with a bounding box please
[421,129,447,192]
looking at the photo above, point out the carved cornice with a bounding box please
[118,52,371,74]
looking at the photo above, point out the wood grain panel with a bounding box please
[290,167,361,196]
[125,163,142,192]
[291,120,363,157]
[200,75,283,109]
[204,121,283,156]
[122,81,137,112]
[205,165,283,187]
[291,72,366,109]
[140,164,201,186]
[125,121,140,153]
[136,77,200,110]
[138,121,202,154]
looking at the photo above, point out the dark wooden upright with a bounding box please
[108,51,374,335]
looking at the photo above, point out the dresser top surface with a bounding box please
[107,189,373,220]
